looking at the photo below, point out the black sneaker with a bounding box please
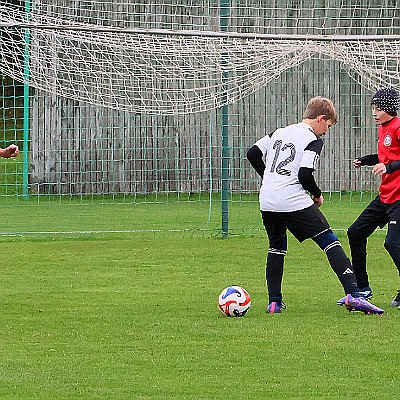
[390,290,400,307]
[337,287,373,306]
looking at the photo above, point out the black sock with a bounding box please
[325,244,359,294]
[266,252,284,303]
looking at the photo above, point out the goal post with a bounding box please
[0,0,399,235]
[220,0,230,237]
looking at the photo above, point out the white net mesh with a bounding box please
[0,1,399,115]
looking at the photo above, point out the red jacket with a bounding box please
[378,116,400,204]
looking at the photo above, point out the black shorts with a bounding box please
[261,204,330,243]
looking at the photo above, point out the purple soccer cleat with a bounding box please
[344,294,384,315]
[266,301,286,314]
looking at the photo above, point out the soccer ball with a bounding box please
[218,286,251,317]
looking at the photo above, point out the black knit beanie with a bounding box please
[371,87,400,116]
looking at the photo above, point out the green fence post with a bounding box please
[22,0,31,198]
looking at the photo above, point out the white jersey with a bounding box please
[255,122,323,212]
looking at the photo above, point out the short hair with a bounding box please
[303,96,338,124]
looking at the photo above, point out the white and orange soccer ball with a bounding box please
[218,286,251,317]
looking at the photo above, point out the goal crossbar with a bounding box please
[1,22,399,42]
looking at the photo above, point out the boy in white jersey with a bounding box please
[247,97,384,315]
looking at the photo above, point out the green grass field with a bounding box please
[0,198,398,399]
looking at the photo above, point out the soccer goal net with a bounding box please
[1,1,399,114]
[0,0,399,234]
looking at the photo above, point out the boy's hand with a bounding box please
[372,162,386,176]
[312,195,324,207]
[0,144,19,158]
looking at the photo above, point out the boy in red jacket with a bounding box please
[337,87,400,309]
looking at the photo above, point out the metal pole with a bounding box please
[220,0,230,238]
